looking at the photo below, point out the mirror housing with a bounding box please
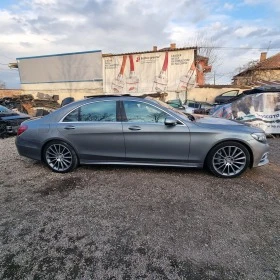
[164,116,177,126]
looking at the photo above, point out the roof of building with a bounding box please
[234,52,280,78]
[257,52,280,69]
[102,46,197,57]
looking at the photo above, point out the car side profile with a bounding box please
[16,95,269,178]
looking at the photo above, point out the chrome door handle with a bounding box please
[128,126,141,131]
[64,126,76,130]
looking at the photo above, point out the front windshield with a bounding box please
[146,97,195,121]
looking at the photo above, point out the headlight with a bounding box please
[251,132,267,143]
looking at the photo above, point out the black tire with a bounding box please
[43,140,78,173]
[206,141,250,178]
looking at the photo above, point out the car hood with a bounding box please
[194,116,263,133]
[195,116,243,125]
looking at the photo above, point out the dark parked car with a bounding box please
[184,100,213,114]
[16,95,269,178]
[0,105,30,137]
[214,90,240,104]
[214,87,278,105]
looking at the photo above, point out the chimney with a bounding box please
[153,46,157,51]
[260,52,267,62]
[170,43,176,49]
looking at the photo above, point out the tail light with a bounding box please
[17,124,28,136]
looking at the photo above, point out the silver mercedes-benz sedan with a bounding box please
[15,95,269,178]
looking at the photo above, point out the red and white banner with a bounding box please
[103,49,196,94]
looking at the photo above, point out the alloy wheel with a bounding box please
[212,145,247,177]
[45,143,73,172]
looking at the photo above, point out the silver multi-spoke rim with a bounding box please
[45,144,72,172]
[212,146,246,177]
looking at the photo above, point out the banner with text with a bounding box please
[103,49,196,94]
[211,92,280,133]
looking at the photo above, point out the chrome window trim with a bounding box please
[61,121,121,124]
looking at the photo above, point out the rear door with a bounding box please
[121,100,190,164]
[57,100,125,162]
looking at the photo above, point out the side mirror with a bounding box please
[164,116,177,126]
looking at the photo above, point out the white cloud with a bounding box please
[234,26,261,37]
[223,2,234,10]
[0,0,279,87]
[32,0,57,4]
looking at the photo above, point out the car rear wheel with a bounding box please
[43,141,78,173]
[206,141,250,178]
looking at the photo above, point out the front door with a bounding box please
[122,100,190,164]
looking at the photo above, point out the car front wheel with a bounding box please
[206,141,250,178]
[43,141,78,173]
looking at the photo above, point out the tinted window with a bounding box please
[124,101,168,123]
[187,102,200,108]
[63,101,116,122]
[221,90,239,97]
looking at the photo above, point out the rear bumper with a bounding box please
[6,125,19,134]
[15,137,42,161]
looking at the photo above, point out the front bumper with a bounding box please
[257,152,269,167]
[250,140,269,168]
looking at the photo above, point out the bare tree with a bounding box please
[184,33,222,83]
[188,35,219,64]
[234,59,259,75]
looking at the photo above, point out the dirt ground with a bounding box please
[0,137,279,280]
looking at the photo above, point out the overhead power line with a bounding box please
[0,55,13,60]
[198,46,280,50]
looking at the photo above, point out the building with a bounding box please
[233,52,280,87]
[14,50,103,101]
[9,44,211,102]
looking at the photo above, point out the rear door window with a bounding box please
[63,101,117,122]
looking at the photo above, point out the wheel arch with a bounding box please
[204,139,254,169]
[41,138,80,164]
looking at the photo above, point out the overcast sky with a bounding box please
[0,0,279,88]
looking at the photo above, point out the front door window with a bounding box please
[123,101,168,123]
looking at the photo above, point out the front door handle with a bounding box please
[64,126,76,130]
[128,126,141,131]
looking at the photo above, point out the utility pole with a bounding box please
[214,71,216,85]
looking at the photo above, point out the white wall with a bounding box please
[21,81,103,102]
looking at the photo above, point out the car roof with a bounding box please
[85,94,135,99]
[42,94,159,122]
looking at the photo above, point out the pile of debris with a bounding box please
[0,93,60,116]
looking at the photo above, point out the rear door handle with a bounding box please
[128,126,141,131]
[64,126,76,130]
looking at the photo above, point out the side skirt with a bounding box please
[79,160,203,168]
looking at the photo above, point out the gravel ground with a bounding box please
[0,137,280,280]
